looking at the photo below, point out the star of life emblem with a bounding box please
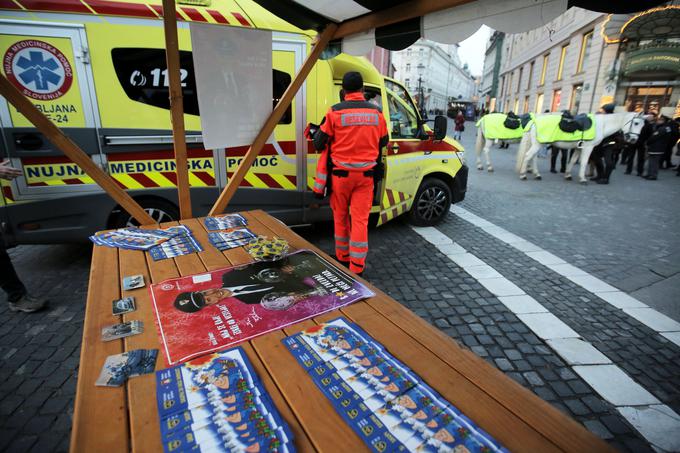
[3,39,73,100]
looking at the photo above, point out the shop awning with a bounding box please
[252,0,667,56]
[603,4,680,43]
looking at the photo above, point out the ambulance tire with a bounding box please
[108,198,179,228]
[408,178,451,226]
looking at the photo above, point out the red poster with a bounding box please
[149,250,374,365]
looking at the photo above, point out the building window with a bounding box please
[407,49,412,56]
[551,89,562,111]
[523,96,529,114]
[517,67,523,93]
[499,76,505,98]
[406,63,411,72]
[540,54,549,85]
[576,31,593,73]
[570,84,583,112]
[527,61,534,90]
[508,72,514,97]
[535,93,544,113]
[557,44,568,81]
[405,78,410,88]
[513,98,519,113]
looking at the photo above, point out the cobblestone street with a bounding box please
[0,123,678,452]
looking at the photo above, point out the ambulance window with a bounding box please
[364,88,382,110]
[386,90,418,139]
[112,49,291,123]
[112,48,199,115]
[273,70,292,124]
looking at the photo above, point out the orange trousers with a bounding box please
[330,171,373,274]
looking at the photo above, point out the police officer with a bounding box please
[313,72,388,276]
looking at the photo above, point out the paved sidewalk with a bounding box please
[0,244,90,452]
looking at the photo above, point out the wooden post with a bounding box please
[208,24,338,216]
[0,75,155,226]
[162,0,192,219]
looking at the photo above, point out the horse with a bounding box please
[475,112,532,172]
[515,112,645,183]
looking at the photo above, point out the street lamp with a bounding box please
[417,63,425,116]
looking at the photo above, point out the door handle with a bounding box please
[15,133,43,151]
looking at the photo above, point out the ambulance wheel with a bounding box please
[408,178,451,226]
[108,198,179,228]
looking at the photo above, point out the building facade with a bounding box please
[365,47,394,78]
[494,8,614,115]
[391,40,476,114]
[603,6,680,117]
[490,6,680,117]
[480,31,504,111]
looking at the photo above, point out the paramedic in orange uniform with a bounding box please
[313,72,388,275]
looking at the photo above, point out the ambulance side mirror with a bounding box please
[433,115,447,141]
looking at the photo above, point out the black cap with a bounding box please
[601,103,615,114]
[174,291,205,313]
[342,71,363,92]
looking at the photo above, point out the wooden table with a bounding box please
[70,210,611,453]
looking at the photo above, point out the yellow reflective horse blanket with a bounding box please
[477,113,533,140]
[533,114,596,143]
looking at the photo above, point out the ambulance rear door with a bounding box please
[0,20,103,199]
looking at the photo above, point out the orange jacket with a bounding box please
[313,92,388,171]
[305,122,329,197]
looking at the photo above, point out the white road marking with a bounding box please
[411,220,680,451]
[573,365,660,406]
[450,205,680,344]
[497,295,548,314]
[546,338,612,365]
[617,406,680,452]
[516,313,580,339]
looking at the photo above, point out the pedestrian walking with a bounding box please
[313,72,388,276]
[645,115,674,180]
[453,111,465,140]
[0,159,48,312]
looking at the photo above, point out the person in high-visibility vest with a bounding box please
[313,72,388,275]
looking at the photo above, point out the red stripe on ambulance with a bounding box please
[206,9,230,24]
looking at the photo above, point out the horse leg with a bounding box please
[532,152,541,180]
[578,146,594,184]
[475,131,484,170]
[565,148,579,180]
[484,141,493,172]
[519,143,538,180]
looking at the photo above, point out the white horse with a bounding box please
[516,112,645,183]
[475,113,528,172]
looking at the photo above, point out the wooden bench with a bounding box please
[71,210,612,452]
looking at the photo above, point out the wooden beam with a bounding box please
[162,0,192,219]
[0,75,155,226]
[334,0,474,40]
[209,24,338,216]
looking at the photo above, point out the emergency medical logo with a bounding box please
[3,40,73,100]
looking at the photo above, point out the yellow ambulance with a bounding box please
[0,0,468,245]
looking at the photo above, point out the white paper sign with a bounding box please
[190,23,272,149]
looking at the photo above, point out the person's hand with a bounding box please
[0,159,22,181]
